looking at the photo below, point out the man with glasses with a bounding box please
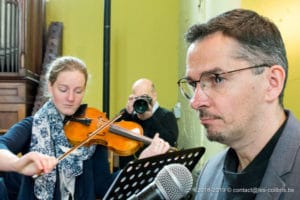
[178,9,300,199]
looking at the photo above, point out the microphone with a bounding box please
[128,163,193,200]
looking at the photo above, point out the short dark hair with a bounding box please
[185,9,288,105]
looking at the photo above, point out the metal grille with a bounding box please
[0,0,19,72]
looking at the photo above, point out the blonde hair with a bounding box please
[46,56,88,86]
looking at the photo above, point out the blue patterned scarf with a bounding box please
[30,100,96,200]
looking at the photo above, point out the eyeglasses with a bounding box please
[177,64,270,100]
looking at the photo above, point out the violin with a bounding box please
[32,106,176,179]
[63,107,159,158]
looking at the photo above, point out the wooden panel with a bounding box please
[0,0,44,134]
[0,77,38,134]
[0,104,25,133]
[0,83,26,103]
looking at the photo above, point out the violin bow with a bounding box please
[58,111,123,162]
[32,111,123,179]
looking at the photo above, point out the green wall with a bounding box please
[46,0,104,110]
[109,1,179,116]
[46,0,179,117]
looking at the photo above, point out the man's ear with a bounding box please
[151,90,157,102]
[265,65,285,101]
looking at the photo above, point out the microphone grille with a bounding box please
[155,163,193,200]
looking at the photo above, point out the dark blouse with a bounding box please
[0,117,118,200]
[117,106,179,169]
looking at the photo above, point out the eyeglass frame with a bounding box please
[177,64,270,100]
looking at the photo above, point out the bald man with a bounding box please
[117,78,178,169]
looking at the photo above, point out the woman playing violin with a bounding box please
[0,56,170,200]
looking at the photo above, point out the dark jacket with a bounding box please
[118,106,178,168]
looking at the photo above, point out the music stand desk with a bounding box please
[103,146,205,200]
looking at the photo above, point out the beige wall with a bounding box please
[242,0,300,120]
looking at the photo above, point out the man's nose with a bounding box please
[190,84,210,109]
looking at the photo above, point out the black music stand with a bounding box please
[103,146,205,200]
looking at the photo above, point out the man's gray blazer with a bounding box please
[195,110,300,200]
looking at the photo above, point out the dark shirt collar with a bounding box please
[220,117,287,199]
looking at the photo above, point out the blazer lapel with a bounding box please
[256,167,285,200]
[256,111,300,200]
